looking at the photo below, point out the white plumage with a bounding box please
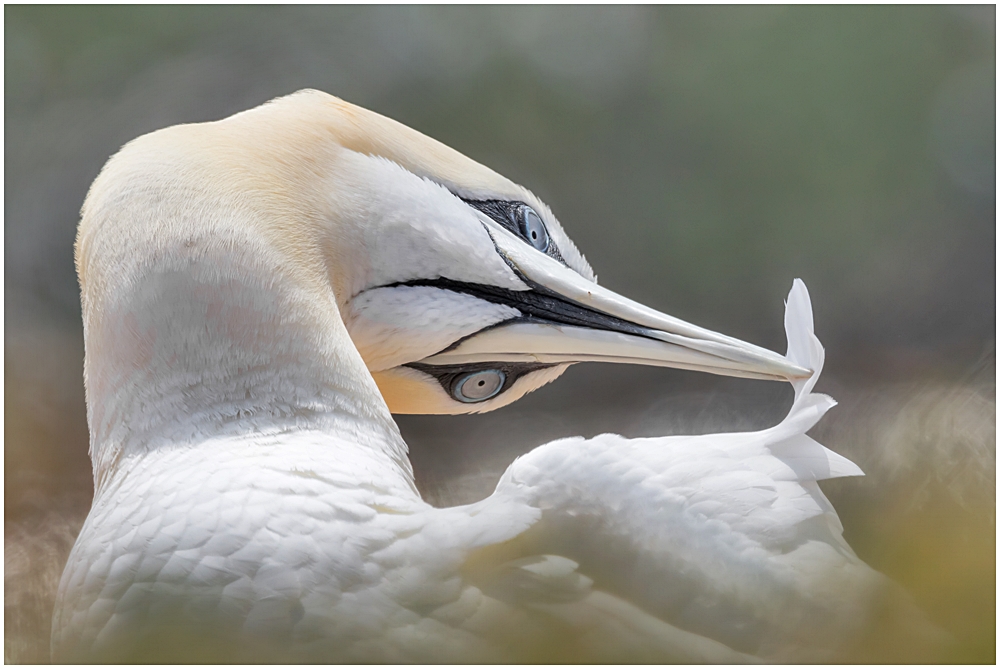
[52,91,940,662]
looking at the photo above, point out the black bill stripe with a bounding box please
[383,276,653,342]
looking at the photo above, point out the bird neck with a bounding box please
[78,190,411,497]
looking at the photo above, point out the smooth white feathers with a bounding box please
[499,280,860,542]
[478,280,872,661]
[55,259,937,663]
[348,286,520,372]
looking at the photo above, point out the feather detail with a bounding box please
[486,280,875,660]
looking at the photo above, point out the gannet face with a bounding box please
[336,151,591,414]
[316,95,810,414]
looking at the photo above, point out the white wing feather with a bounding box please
[465,280,894,661]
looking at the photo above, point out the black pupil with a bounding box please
[523,208,547,250]
[452,369,507,402]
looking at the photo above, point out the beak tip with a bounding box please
[788,366,814,380]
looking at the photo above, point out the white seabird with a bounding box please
[52,90,941,663]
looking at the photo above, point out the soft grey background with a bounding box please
[5,6,995,662]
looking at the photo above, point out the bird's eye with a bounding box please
[453,370,506,403]
[519,206,549,252]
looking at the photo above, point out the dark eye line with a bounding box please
[461,198,566,264]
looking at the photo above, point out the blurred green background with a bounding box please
[5,5,994,663]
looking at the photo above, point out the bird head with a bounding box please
[77,90,810,430]
[285,92,811,413]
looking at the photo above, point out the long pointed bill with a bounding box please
[420,226,812,382]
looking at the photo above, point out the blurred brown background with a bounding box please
[5,6,995,663]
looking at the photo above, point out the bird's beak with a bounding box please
[419,226,812,382]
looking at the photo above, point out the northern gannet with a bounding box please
[52,90,941,663]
